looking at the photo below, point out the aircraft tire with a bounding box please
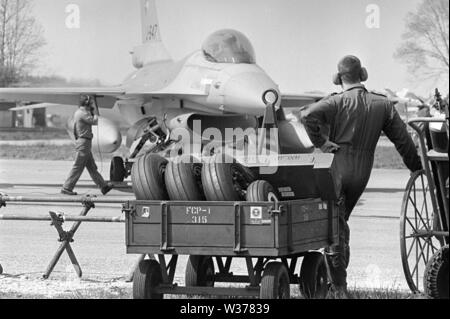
[165,156,205,201]
[131,153,169,200]
[246,180,278,202]
[201,154,256,201]
[110,157,126,182]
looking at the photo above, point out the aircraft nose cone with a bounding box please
[224,72,279,116]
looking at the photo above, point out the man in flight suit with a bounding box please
[300,55,422,295]
[61,95,113,196]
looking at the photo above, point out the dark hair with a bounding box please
[338,55,362,84]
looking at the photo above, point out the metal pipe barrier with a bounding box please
[0,194,140,281]
[0,195,126,205]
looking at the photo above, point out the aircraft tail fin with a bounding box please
[132,0,171,68]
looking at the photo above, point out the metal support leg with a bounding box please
[246,257,258,287]
[158,254,171,285]
[43,204,93,279]
[167,255,178,283]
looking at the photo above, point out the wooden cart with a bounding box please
[124,153,341,299]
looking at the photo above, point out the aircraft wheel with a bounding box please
[110,156,127,182]
[185,256,215,287]
[0,263,3,275]
[202,154,256,201]
[299,252,329,299]
[133,259,163,299]
[424,245,449,299]
[260,262,290,299]
[131,153,169,200]
[246,180,278,202]
[165,156,205,201]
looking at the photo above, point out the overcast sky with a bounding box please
[31,0,447,96]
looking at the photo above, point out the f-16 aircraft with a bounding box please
[385,88,426,107]
[385,88,429,122]
[0,0,322,200]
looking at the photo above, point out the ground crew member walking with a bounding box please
[300,55,422,295]
[61,95,113,196]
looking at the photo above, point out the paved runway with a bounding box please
[0,159,414,295]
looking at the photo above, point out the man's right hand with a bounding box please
[320,140,340,153]
[89,96,100,116]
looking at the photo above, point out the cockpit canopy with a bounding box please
[202,29,256,64]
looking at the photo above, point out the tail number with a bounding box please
[145,24,160,42]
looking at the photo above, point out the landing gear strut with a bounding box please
[110,117,174,183]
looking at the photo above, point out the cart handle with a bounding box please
[407,116,447,167]
[407,117,447,134]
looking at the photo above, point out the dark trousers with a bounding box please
[326,147,374,288]
[63,138,107,191]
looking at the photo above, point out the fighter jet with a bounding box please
[385,88,428,122]
[0,0,321,182]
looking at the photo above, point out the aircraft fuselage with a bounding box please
[114,50,280,127]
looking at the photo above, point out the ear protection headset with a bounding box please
[332,55,368,86]
[80,95,91,107]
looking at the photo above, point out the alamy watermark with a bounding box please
[65,4,80,29]
[161,120,282,174]
[366,4,380,29]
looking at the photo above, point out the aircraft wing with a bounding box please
[8,103,75,112]
[0,87,125,109]
[281,93,325,108]
[0,86,208,108]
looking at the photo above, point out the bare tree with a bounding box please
[395,0,449,84]
[0,0,45,87]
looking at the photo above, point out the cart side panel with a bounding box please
[127,201,278,252]
[170,225,275,248]
[278,200,338,251]
[125,199,339,256]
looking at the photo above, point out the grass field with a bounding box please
[0,128,409,169]
[0,286,421,300]
[0,144,407,169]
[0,129,69,141]
[0,144,129,162]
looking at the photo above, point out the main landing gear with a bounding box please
[109,117,173,183]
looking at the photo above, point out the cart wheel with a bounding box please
[260,262,290,299]
[185,256,215,287]
[400,170,442,293]
[202,154,256,201]
[110,156,127,182]
[131,153,169,200]
[133,259,163,299]
[424,245,449,299]
[165,156,205,201]
[246,180,278,202]
[299,252,328,299]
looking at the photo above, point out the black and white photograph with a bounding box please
[0,0,448,305]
